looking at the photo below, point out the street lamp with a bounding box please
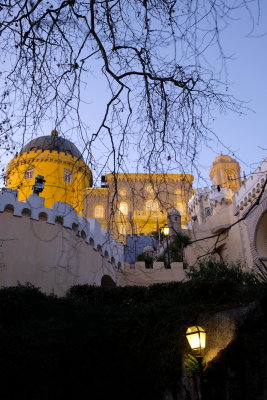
[186,325,206,356]
[186,325,207,400]
[162,224,170,236]
[162,224,170,268]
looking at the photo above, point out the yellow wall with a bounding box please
[210,155,241,192]
[5,150,92,215]
[84,172,194,241]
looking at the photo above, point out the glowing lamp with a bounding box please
[162,225,170,236]
[186,326,206,352]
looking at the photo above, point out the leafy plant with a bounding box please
[137,252,154,268]
[168,232,191,262]
[187,260,257,286]
[156,231,191,263]
[184,354,201,376]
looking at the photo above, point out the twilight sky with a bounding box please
[195,2,267,187]
[1,2,266,190]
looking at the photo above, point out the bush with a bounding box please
[187,260,257,286]
[137,252,154,268]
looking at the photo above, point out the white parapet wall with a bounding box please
[232,159,267,215]
[118,261,187,286]
[0,190,124,295]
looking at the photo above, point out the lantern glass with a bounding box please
[162,225,170,236]
[186,326,206,351]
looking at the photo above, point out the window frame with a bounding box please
[94,204,105,219]
[24,166,34,180]
[64,168,73,184]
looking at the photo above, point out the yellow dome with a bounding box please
[5,131,92,215]
[212,155,237,165]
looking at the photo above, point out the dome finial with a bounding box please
[51,129,58,136]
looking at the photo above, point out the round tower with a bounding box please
[167,208,181,235]
[5,130,92,215]
[209,155,241,192]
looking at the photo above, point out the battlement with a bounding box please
[232,158,267,215]
[0,189,124,269]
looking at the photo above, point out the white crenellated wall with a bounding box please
[232,159,267,215]
[0,189,124,268]
[188,186,232,226]
[0,189,124,295]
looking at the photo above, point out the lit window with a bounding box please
[24,167,34,179]
[146,185,154,194]
[95,204,105,219]
[226,170,235,182]
[119,201,128,215]
[64,169,72,183]
[119,188,127,197]
[119,224,127,235]
[146,199,159,211]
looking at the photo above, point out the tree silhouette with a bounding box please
[0,0,261,177]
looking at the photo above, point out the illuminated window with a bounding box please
[146,199,160,211]
[146,185,154,194]
[119,188,127,197]
[226,170,235,181]
[24,167,34,179]
[119,224,127,235]
[64,169,72,183]
[119,201,128,215]
[95,204,105,219]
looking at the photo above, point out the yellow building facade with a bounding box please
[5,130,92,215]
[84,172,194,241]
[5,130,194,241]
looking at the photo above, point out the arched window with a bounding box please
[39,212,48,221]
[4,204,14,213]
[119,188,127,197]
[64,168,72,183]
[24,166,34,179]
[101,275,116,288]
[256,212,267,258]
[55,216,64,225]
[146,185,154,194]
[119,224,127,235]
[145,199,160,211]
[226,169,235,181]
[94,204,105,219]
[22,208,31,217]
[119,201,128,215]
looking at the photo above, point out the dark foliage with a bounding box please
[187,261,257,286]
[0,268,262,400]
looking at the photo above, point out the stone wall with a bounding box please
[0,190,124,295]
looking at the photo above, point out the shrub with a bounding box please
[187,260,257,286]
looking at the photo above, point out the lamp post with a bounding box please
[186,326,206,400]
[186,326,206,357]
[162,224,170,268]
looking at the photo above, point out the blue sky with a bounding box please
[195,2,267,187]
[2,2,266,189]
[72,2,267,188]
